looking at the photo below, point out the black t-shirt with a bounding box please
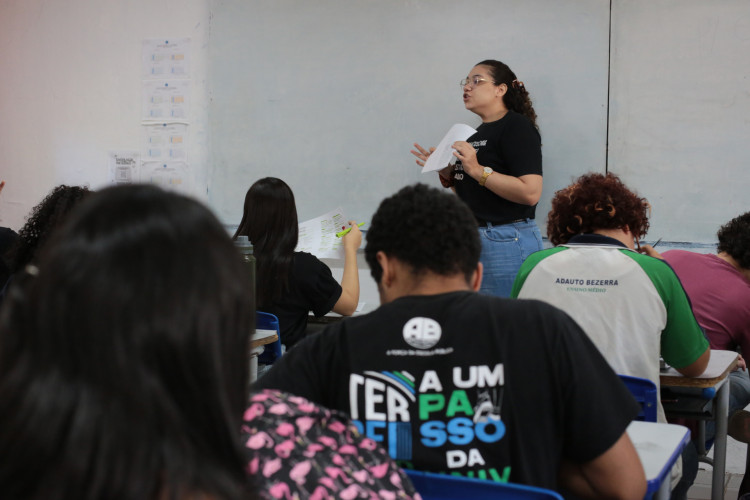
[264,251,342,349]
[255,291,638,490]
[453,110,542,225]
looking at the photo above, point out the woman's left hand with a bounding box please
[452,141,481,179]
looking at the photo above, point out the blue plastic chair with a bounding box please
[256,311,282,365]
[404,469,563,500]
[619,374,658,422]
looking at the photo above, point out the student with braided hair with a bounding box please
[411,59,543,298]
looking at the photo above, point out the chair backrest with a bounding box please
[404,469,563,500]
[256,311,282,364]
[619,374,658,422]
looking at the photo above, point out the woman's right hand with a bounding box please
[341,220,362,252]
[410,143,435,168]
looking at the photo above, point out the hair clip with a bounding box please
[512,79,525,90]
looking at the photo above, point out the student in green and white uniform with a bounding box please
[511,172,710,500]
[511,172,709,422]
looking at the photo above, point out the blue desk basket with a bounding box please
[256,311,282,365]
[404,469,563,500]
[619,374,658,422]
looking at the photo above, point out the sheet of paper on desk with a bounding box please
[296,207,348,259]
[421,123,477,173]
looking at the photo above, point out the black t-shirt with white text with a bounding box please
[255,291,638,490]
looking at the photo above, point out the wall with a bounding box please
[0,0,210,230]
[3,1,748,244]
[207,0,610,229]
[609,0,750,242]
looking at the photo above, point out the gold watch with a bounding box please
[479,167,494,187]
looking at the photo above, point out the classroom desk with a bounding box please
[660,349,739,500]
[249,329,279,382]
[628,421,691,500]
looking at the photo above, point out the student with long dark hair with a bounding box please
[234,177,361,349]
[0,185,255,500]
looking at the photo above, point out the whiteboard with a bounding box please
[207,0,610,231]
[609,0,750,242]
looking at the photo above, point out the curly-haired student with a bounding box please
[512,172,710,500]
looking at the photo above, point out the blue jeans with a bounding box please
[478,219,543,298]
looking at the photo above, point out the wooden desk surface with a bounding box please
[250,329,278,349]
[659,350,739,388]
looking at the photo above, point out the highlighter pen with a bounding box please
[336,222,365,238]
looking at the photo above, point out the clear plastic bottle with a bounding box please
[234,235,256,299]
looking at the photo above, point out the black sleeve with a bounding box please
[547,307,640,463]
[298,254,342,317]
[252,323,344,408]
[499,114,542,178]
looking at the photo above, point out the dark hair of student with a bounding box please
[0,185,256,500]
[717,211,750,270]
[364,183,480,284]
[476,59,538,128]
[546,172,651,246]
[233,177,298,308]
[7,184,91,273]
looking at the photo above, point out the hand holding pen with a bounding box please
[337,221,363,253]
[336,221,365,238]
[638,237,664,259]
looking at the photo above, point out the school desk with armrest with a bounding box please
[250,312,281,383]
[627,420,691,500]
[660,349,739,500]
[402,422,686,500]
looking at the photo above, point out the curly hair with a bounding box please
[8,184,91,273]
[476,59,538,129]
[547,173,651,246]
[364,184,480,284]
[717,211,750,270]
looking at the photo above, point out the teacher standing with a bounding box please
[411,59,543,297]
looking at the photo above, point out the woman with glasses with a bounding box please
[411,59,542,298]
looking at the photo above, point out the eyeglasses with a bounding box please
[460,76,493,88]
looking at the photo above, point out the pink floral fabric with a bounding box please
[243,389,421,500]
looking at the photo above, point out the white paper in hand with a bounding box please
[421,123,477,173]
